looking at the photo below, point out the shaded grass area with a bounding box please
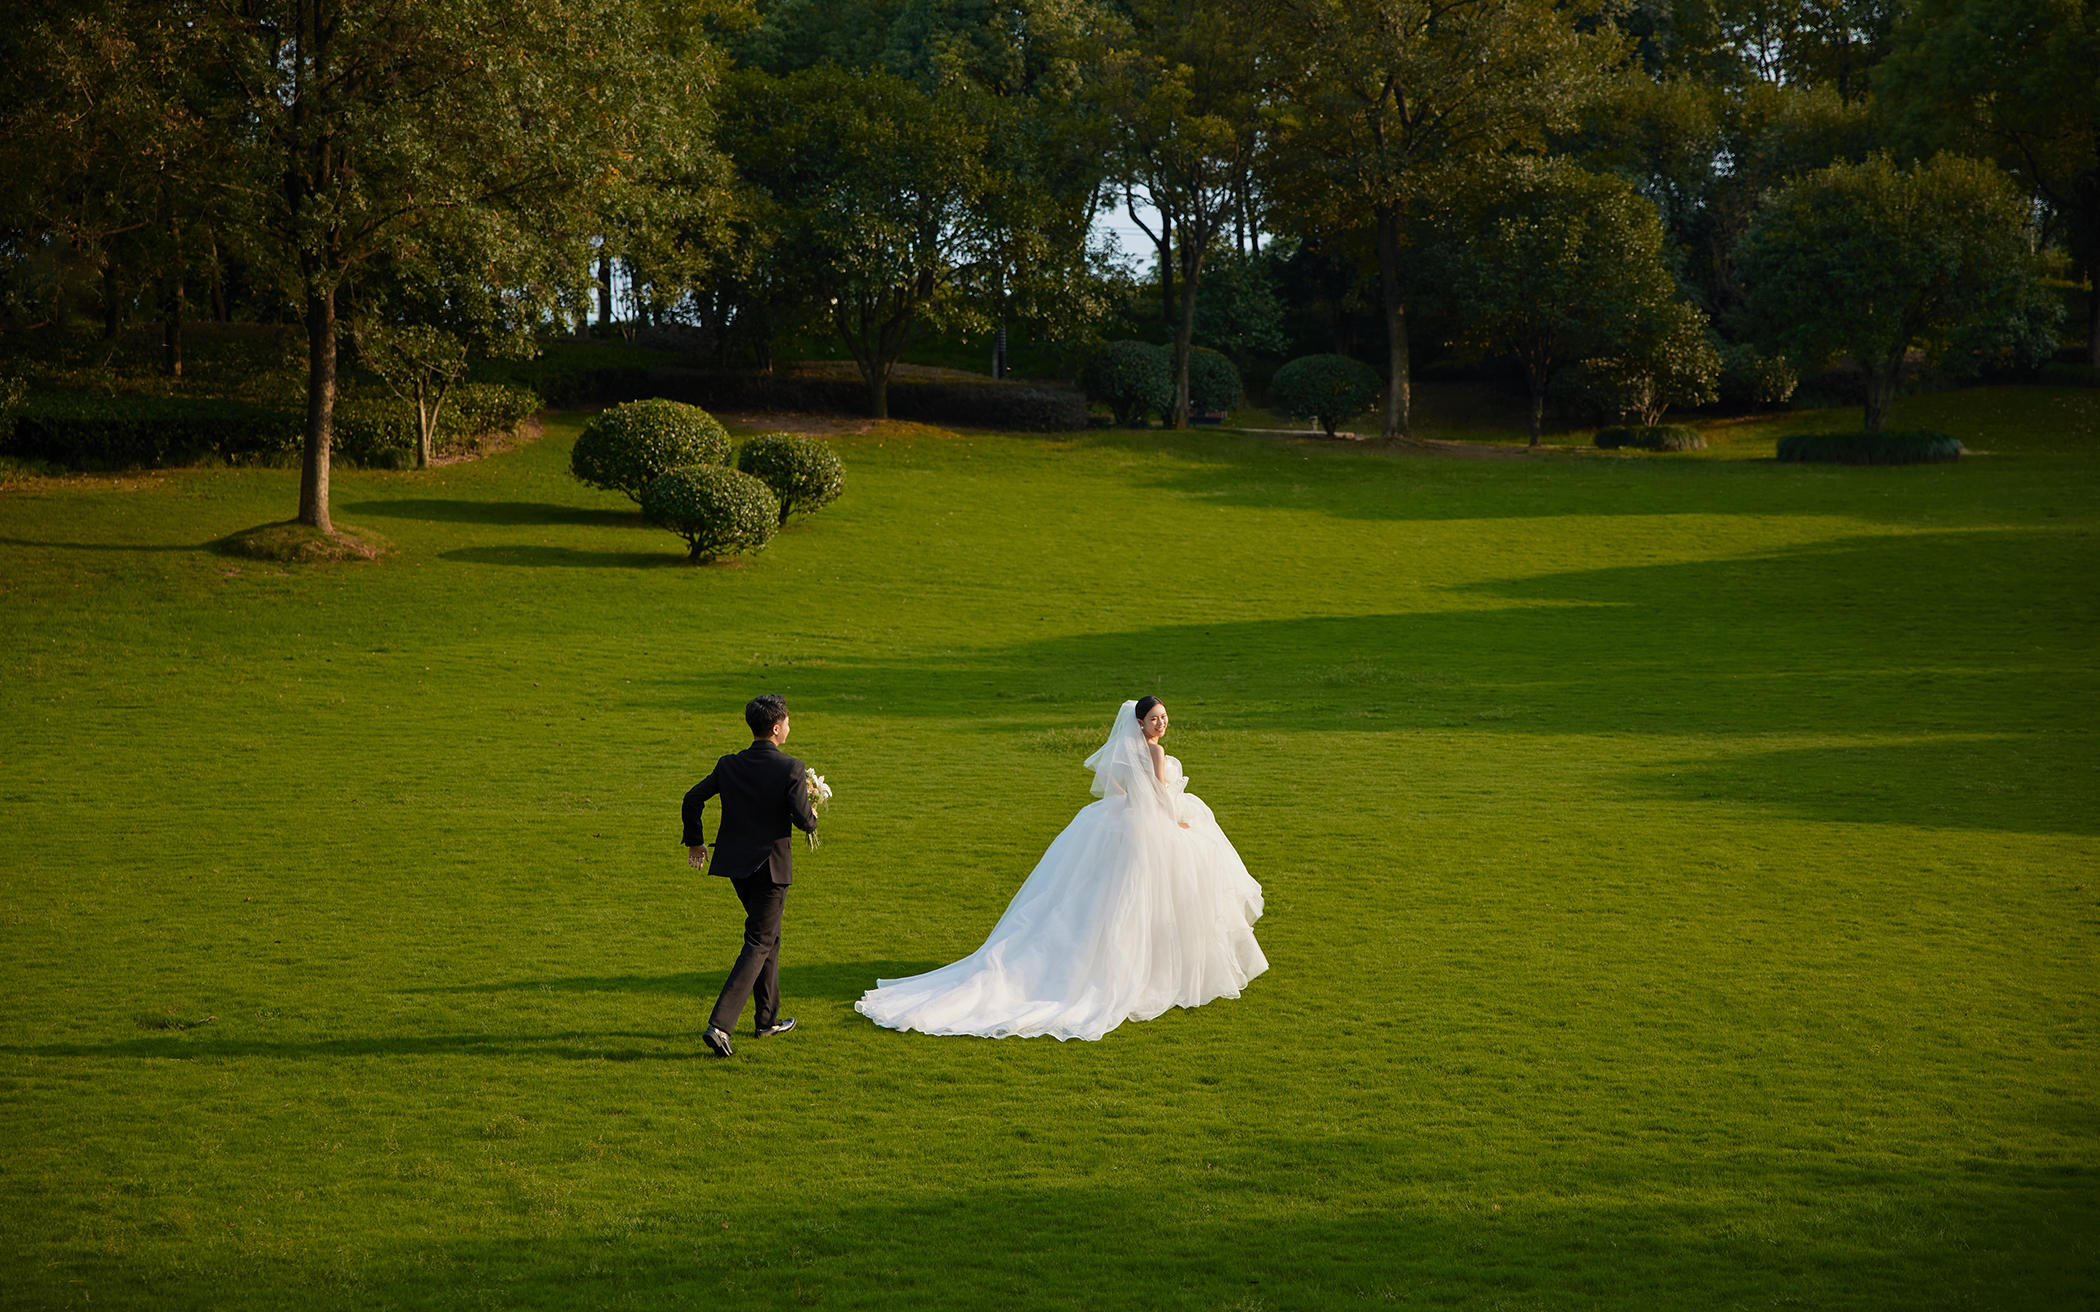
[1,396,2096,1309]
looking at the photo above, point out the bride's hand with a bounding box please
[1178,821,1190,829]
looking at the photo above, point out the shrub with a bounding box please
[330,397,419,469]
[447,382,540,438]
[1718,343,1800,409]
[1269,354,1380,436]
[641,464,779,562]
[5,393,298,470]
[631,368,1086,431]
[571,398,731,503]
[1594,425,1706,452]
[1776,430,1963,464]
[1080,340,1171,426]
[2037,362,2100,389]
[736,432,844,525]
[1187,347,1243,415]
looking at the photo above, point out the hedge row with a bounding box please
[1595,425,1706,451]
[5,393,299,469]
[1776,430,1963,465]
[2,382,541,471]
[612,368,1088,431]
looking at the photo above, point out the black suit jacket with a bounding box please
[682,740,819,884]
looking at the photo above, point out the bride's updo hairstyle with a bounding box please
[1134,696,1162,723]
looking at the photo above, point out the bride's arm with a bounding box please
[1148,743,1191,826]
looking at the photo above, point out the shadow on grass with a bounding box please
[0,534,207,553]
[25,1166,2089,1309]
[441,544,684,568]
[0,1030,700,1062]
[405,962,939,1001]
[640,526,2098,746]
[1630,735,2100,836]
[344,498,646,528]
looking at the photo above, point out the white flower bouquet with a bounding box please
[805,767,832,848]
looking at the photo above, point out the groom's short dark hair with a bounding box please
[746,695,789,737]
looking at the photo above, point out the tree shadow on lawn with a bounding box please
[0,533,213,553]
[1628,734,2100,836]
[344,498,647,529]
[441,544,686,568]
[1098,423,2087,527]
[405,961,941,1002]
[34,1160,2086,1309]
[646,526,2096,741]
[0,1029,701,1062]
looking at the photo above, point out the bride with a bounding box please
[856,697,1268,1041]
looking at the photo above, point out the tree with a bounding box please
[724,66,994,418]
[1262,0,1619,440]
[195,0,715,535]
[1582,300,1723,427]
[1431,159,1702,446]
[1738,153,2059,432]
[1105,0,1267,428]
[1878,0,2100,365]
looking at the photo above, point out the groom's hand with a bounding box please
[687,845,707,868]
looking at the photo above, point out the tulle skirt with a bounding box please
[855,793,1268,1041]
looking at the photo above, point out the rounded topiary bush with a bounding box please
[1776,430,1963,465]
[1269,353,1380,436]
[641,465,780,562]
[1187,347,1243,416]
[735,432,844,526]
[1595,424,1706,452]
[1081,340,1171,426]
[572,398,732,503]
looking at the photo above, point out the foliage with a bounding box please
[1192,250,1289,358]
[571,399,732,504]
[1186,347,1243,415]
[1718,342,1802,408]
[1105,0,1268,428]
[1739,152,2061,431]
[640,463,780,562]
[735,432,845,526]
[1878,0,2100,364]
[331,383,540,470]
[1579,301,1722,426]
[1270,353,1381,436]
[2037,362,2100,388]
[1777,429,1965,463]
[4,393,297,470]
[1081,340,1172,426]
[1594,424,1707,451]
[1264,0,1621,437]
[1430,158,1695,444]
[721,66,996,419]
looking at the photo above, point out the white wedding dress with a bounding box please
[855,701,1268,1041]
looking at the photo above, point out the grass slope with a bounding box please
[1,390,2096,1309]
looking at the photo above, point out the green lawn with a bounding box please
[1,388,2095,1309]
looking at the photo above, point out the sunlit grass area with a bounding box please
[2,390,2095,1308]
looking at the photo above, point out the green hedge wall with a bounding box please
[1776,430,1964,465]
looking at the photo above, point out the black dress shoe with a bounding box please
[755,1017,797,1038]
[702,1025,734,1057]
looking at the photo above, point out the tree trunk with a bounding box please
[162,280,184,379]
[102,260,123,341]
[2087,277,2099,369]
[598,251,613,326]
[415,377,433,470]
[1167,258,1201,432]
[1528,379,1545,447]
[867,365,889,420]
[299,282,336,532]
[1375,205,1411,441]
[1862,356,1899,433]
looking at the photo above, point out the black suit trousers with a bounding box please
[710,872,786,1033]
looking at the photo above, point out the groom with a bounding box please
[683,694,820,1058]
